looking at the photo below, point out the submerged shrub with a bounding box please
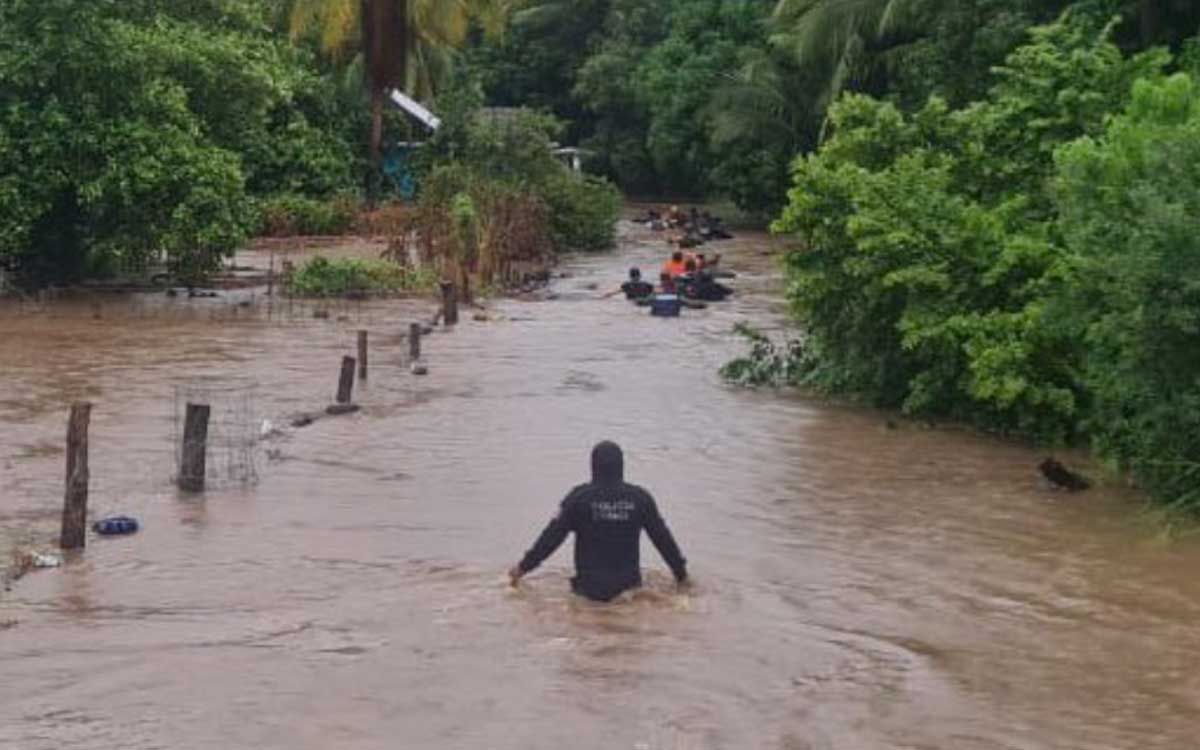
[286,255,436,297]
[544,173,623,254]
[720,324,808,388]
[760,10,1200,510]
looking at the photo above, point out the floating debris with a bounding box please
[92,516,140,536]
[29,551,62,568]
[1040,458,1091,492]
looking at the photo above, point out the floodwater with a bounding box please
[2,224,1199,750]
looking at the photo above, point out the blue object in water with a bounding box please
[92,516,140,536]
[650,294,682,318]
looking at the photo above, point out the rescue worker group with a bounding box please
[606,205,737,317]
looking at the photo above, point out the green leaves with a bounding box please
[766,8,1200,507]
[1055,72,1200,507]
[287,255,437,296]
[771,10,1138,439]
[0,0,366,287]
[418,102,621,259]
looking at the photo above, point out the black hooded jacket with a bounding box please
[518,442,688,601]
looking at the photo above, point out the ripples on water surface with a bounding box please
[2,224,1199,749]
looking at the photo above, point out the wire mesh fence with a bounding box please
[172,377,259,488]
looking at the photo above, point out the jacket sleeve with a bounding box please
[641,492,688,582]
[518,491,579,574]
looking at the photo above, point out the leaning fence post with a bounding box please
[179,403,211,493]
[357,330,368,379]
[60,402,92,550]
[409,322,421,361]
[336,356,356,404]
[440,280,458,326]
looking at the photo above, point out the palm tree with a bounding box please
[289,0,514,197]
[709,46,815,155]
[771,0,942,110]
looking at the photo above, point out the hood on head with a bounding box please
[591,441,624,484]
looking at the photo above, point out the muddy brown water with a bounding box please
[2,224,1199,750]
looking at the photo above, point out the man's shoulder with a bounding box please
[622,483,656,503]
[562,483,593,504]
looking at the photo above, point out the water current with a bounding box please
[1,224,1199,749]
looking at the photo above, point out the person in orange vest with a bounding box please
[663,250,687,278]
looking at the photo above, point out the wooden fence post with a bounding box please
[409,322,421,361]
[336,356,356,404]
[440,280,458,326]
[60,402,92,550]
[357,330,368,379]
[179,403,211,493]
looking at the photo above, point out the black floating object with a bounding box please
[1039,457,1091,492]
[291,414,315,428]
[325,404,360,416]
[93,516,139,536]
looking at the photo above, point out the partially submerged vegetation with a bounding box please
[286,256,437,298]
[407,93,622,295]
[0,1,366,289]
[0,1,620,294]
[720,325,805,388]
[725,10,1200,513]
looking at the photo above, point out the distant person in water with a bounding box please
[605,267,655,301]
[658,271,678,295]
[509,441,688,601]
[681,259,733,302]
[667,204,684,228]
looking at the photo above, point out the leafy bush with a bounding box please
[543,173,623,253]
[765,10,1200,509]
[0,0,258,285]
[286,256,436,297]
[1055,73,1200,509]
[257,194,361,237]
[0,0,364,288]
[771,12,1160,440]
[720,324,808,387]
[414,91,621,278]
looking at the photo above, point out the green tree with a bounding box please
[469,0,610,146]
[0,0,257,285]
[288,0,514,198]
[707,42,820,212]
[572,0,672,192]
[770,10,1167,438]
[770,0,943,108]
[1056,72,1200,508]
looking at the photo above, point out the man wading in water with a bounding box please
[509,441,689,601]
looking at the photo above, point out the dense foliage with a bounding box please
[761,9,1200,509]
[406,90,621,295]
[468,0,1200,215]
[0,0,362,286]
[473,0,800,211]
